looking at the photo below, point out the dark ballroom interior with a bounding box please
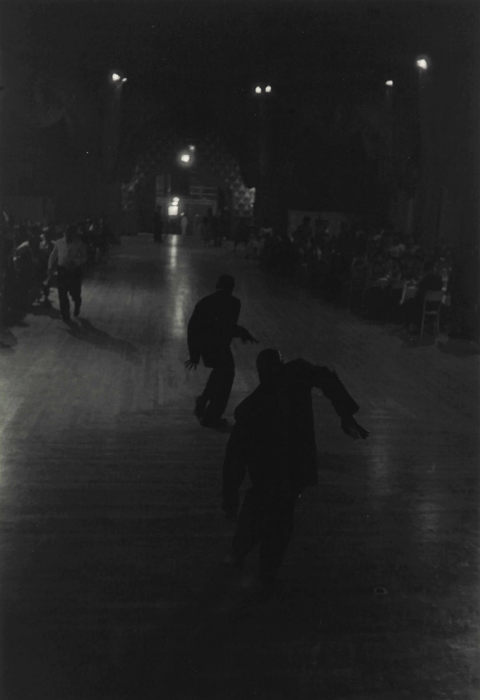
[0,1,479,699]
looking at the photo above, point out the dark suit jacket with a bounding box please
[222,359,360,507]
[187,290,244,368]
[416,271,443,303]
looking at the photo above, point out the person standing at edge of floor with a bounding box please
[402,259,444,333]
[185,274,258,432]
[153,206,164,243]
[48,224,87,324]
[180,213,188,237]
[222,348,369,597]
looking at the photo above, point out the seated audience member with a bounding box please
[403,259,444,332]
[313,219,329,250]
[362,253,390,318]
[401,254,424,281]
[388,234,406,259]
[293,217,313,249]
[352,229,367,258]
[405,235,421,256]
[385,256,402,280]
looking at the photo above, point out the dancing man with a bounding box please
[185,274,258,431]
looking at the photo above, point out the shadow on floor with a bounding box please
[30,303,62,320]
[66,318,141,363]
[5,318,30,329]
[0,327,18,350]
[388,326,480,355]
[401,335,438,350]
[385,325,442,350]
[437,338,480,357]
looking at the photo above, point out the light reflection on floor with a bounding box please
[168,235,178,270]
[166,235,193,339]
[366,431,397,499]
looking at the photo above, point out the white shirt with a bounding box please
[48,236,87,270]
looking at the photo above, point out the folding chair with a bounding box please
[420,290,444,339]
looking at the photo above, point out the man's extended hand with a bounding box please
[341,416,370,440]
[241,331,259,344]
[184,359,199,370]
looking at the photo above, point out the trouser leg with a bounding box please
[232,488,265,563]
[259,494,297,585]
[202,350,235,421]
[42,281,51,304]
[56,269,71,320]
[68,268,82,315]
[201,366,216,403]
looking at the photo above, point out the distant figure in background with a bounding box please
[14,227,38,314]
[48,225,87,323]
[222,349,369,596]
[389,234,406,260]
[193,214,201,236]
[279,233,297,276]
[0,225,17,346]
[185,274,258,431]
[180,214,189,236]
[212,214,223,247]
[201,209,213,246]
[259,218,273,240]
[102,216,115,246]
[39,227,55,306]
[233,218,250,252]
[153,207,163,243]
[214,211,228,246]
[258,219,274,266]
[293,216,313,249]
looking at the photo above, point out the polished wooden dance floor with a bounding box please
[1,234,479,699]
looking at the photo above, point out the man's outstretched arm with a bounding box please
[311,362,369,439]
[233,325,259,344]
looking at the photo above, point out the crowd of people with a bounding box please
[0,215,113,326]
[199,208,231,247]
[232,215,461,336]
[152,207,466,337]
